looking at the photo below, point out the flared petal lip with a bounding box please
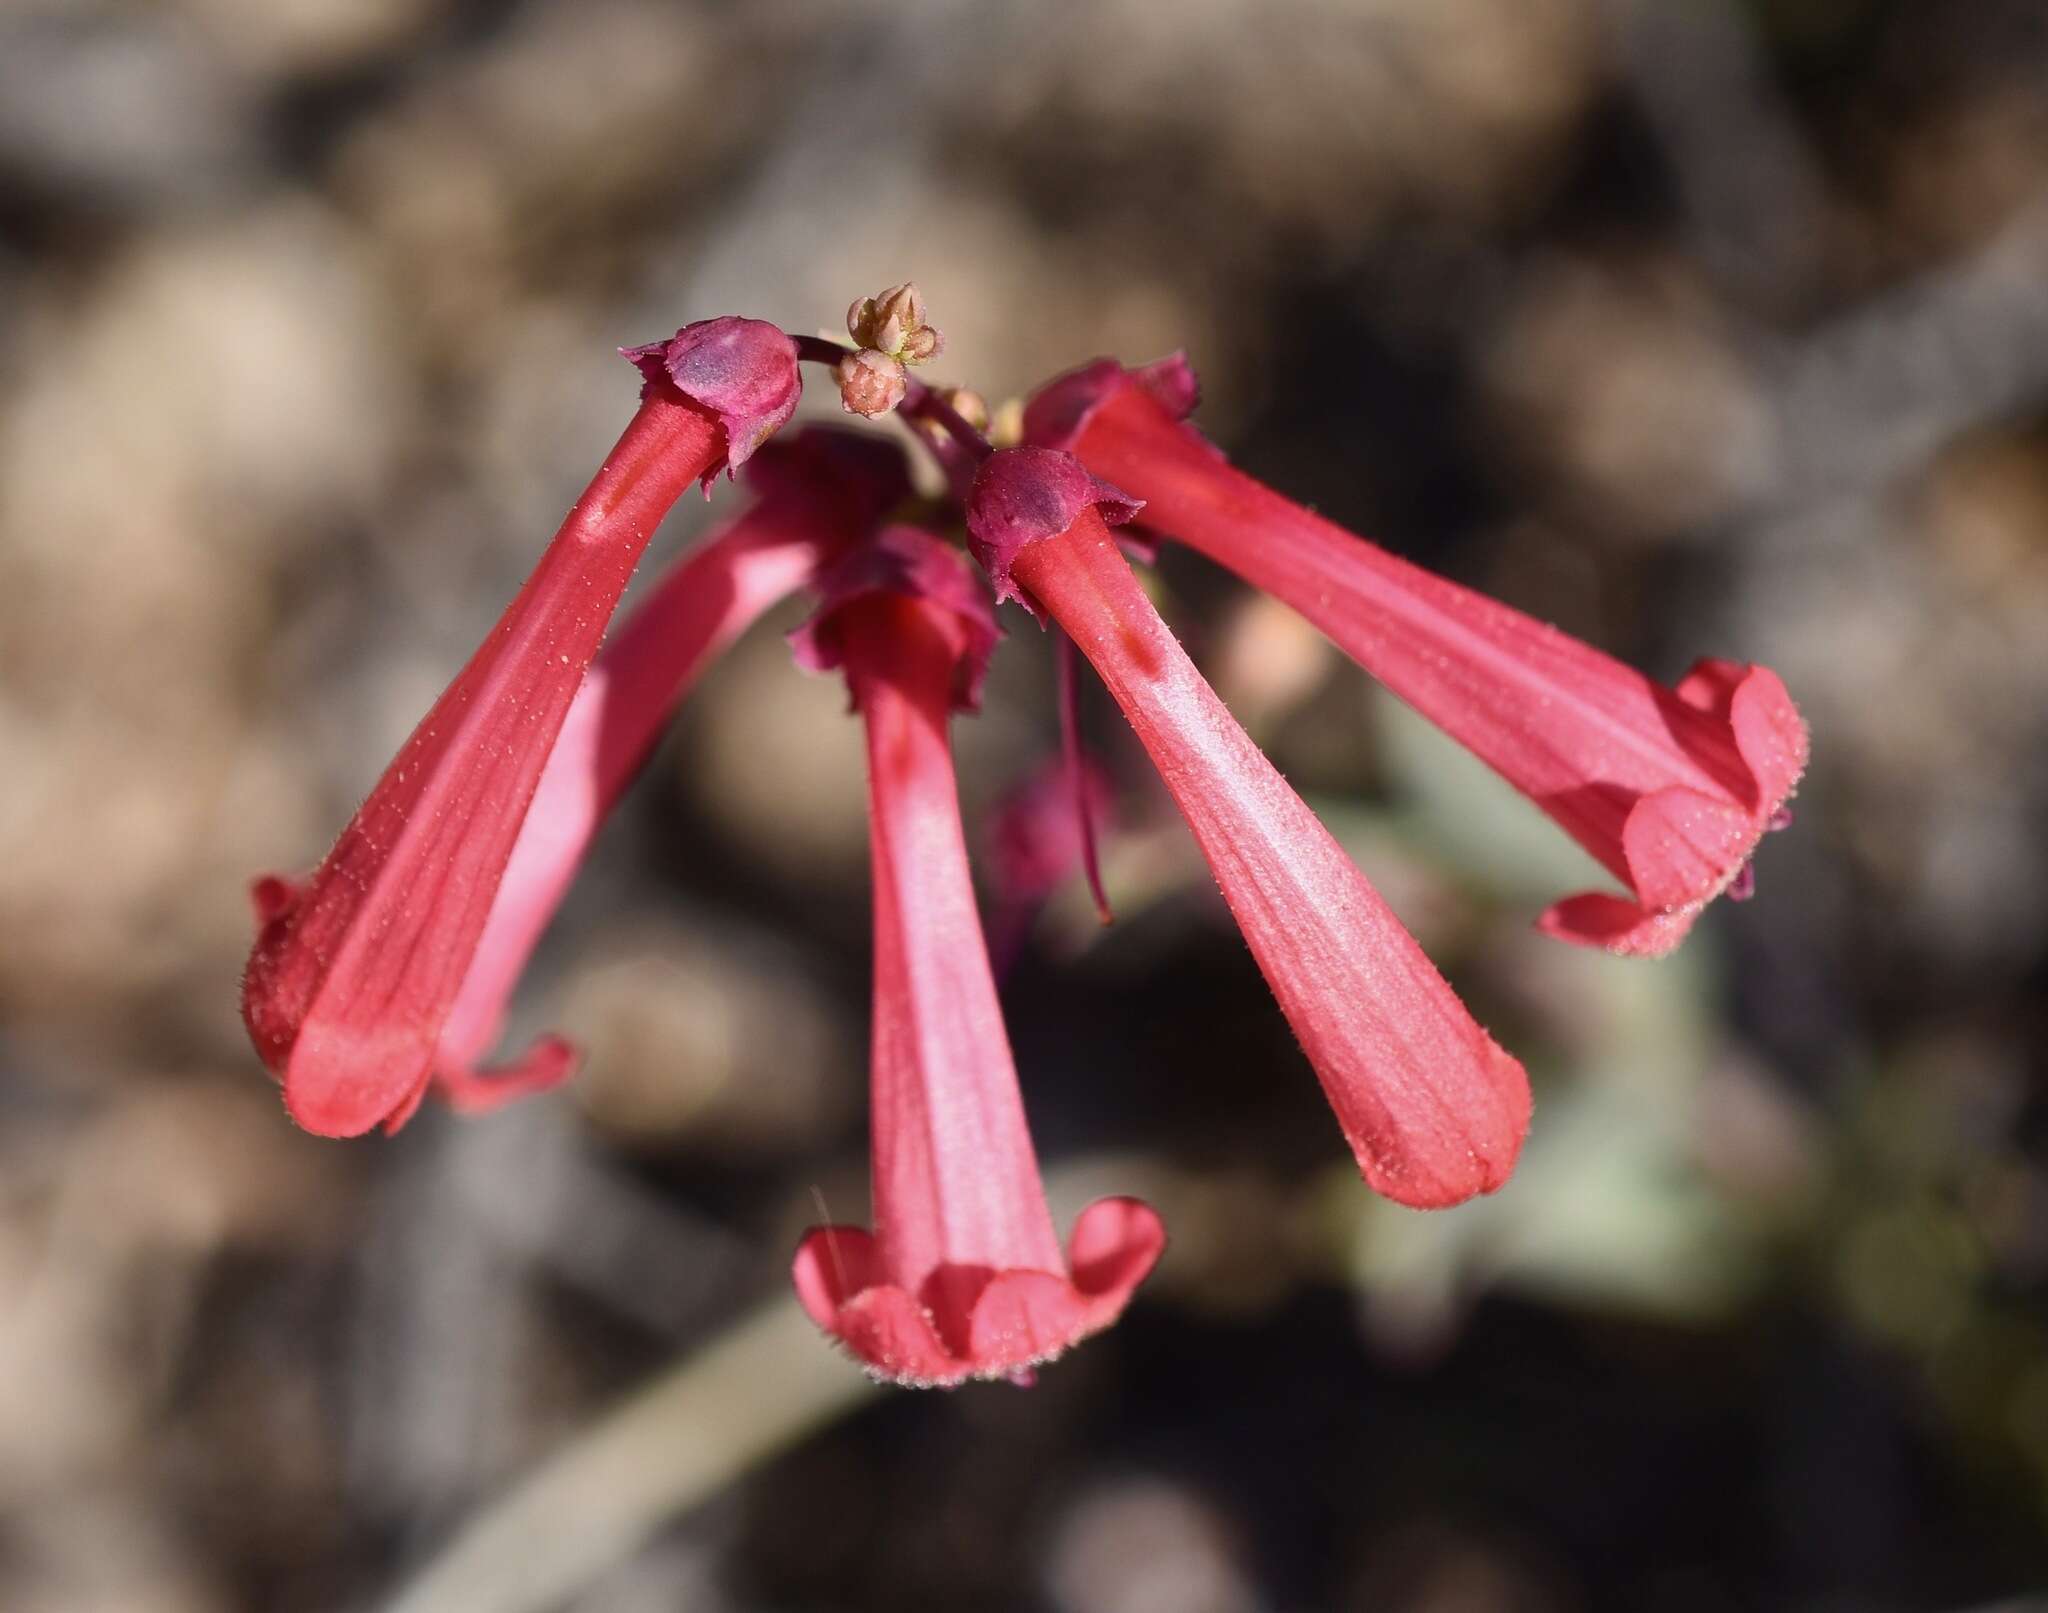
[1537,661,1808,957]
[790,1197,1166,1388]
[242,874,421,1137]
[298,1034,581,1138]
[264,1016,582,1137]
[432,1032,582,1117]
[1341,1035,1533,1210]
[278,1021,430,1136]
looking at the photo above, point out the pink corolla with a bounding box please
[243,318,805,1136]
[787,526,1163,1384]
[966,450,1530,1208]
[426,429,911,1117]
[1025,359,1808,958]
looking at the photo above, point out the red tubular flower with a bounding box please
[242,317,802,1137]
[429,429,912,1111]
[967,450,1530,1209]
[787,526,1164,1385]
[1025,360,1809,958]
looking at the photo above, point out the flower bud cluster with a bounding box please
[836,281,945,418]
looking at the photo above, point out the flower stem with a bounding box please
[378,1297,877,1613]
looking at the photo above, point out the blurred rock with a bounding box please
[0,14,260,212]
[178,0,441,78]
[1208,590,1338,739]
[1045,1477,1261,1613]
[1482,254,1772,538]
[332,0,743,357]
[971,0,1599,255]
[0,1083,351,1501]
[0,202,398,1038]
[4,1489,220,1613]
[560,917,851,1154]
[1344,1518,1564,1613]
[682,612,872,885]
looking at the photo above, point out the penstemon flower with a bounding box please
[426,428,911,1120]
[243,318,802,1136]
[1023,359,1809,958]
[786,526,1162,1385]
[964,450,1530,1207]
[242,283,1806,1381]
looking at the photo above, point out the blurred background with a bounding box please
[4,0,2048,1608]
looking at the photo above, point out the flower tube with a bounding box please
[1026,360,1808,957]
[425,429,912,1118]
[243,318,802,1137]
[967,449,1530,1209]
[788,526,1164,1384]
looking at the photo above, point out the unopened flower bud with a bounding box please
[837,348,908,417]
[847,285,910,350]
[846,281,942,366]
[875,280,924,334]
